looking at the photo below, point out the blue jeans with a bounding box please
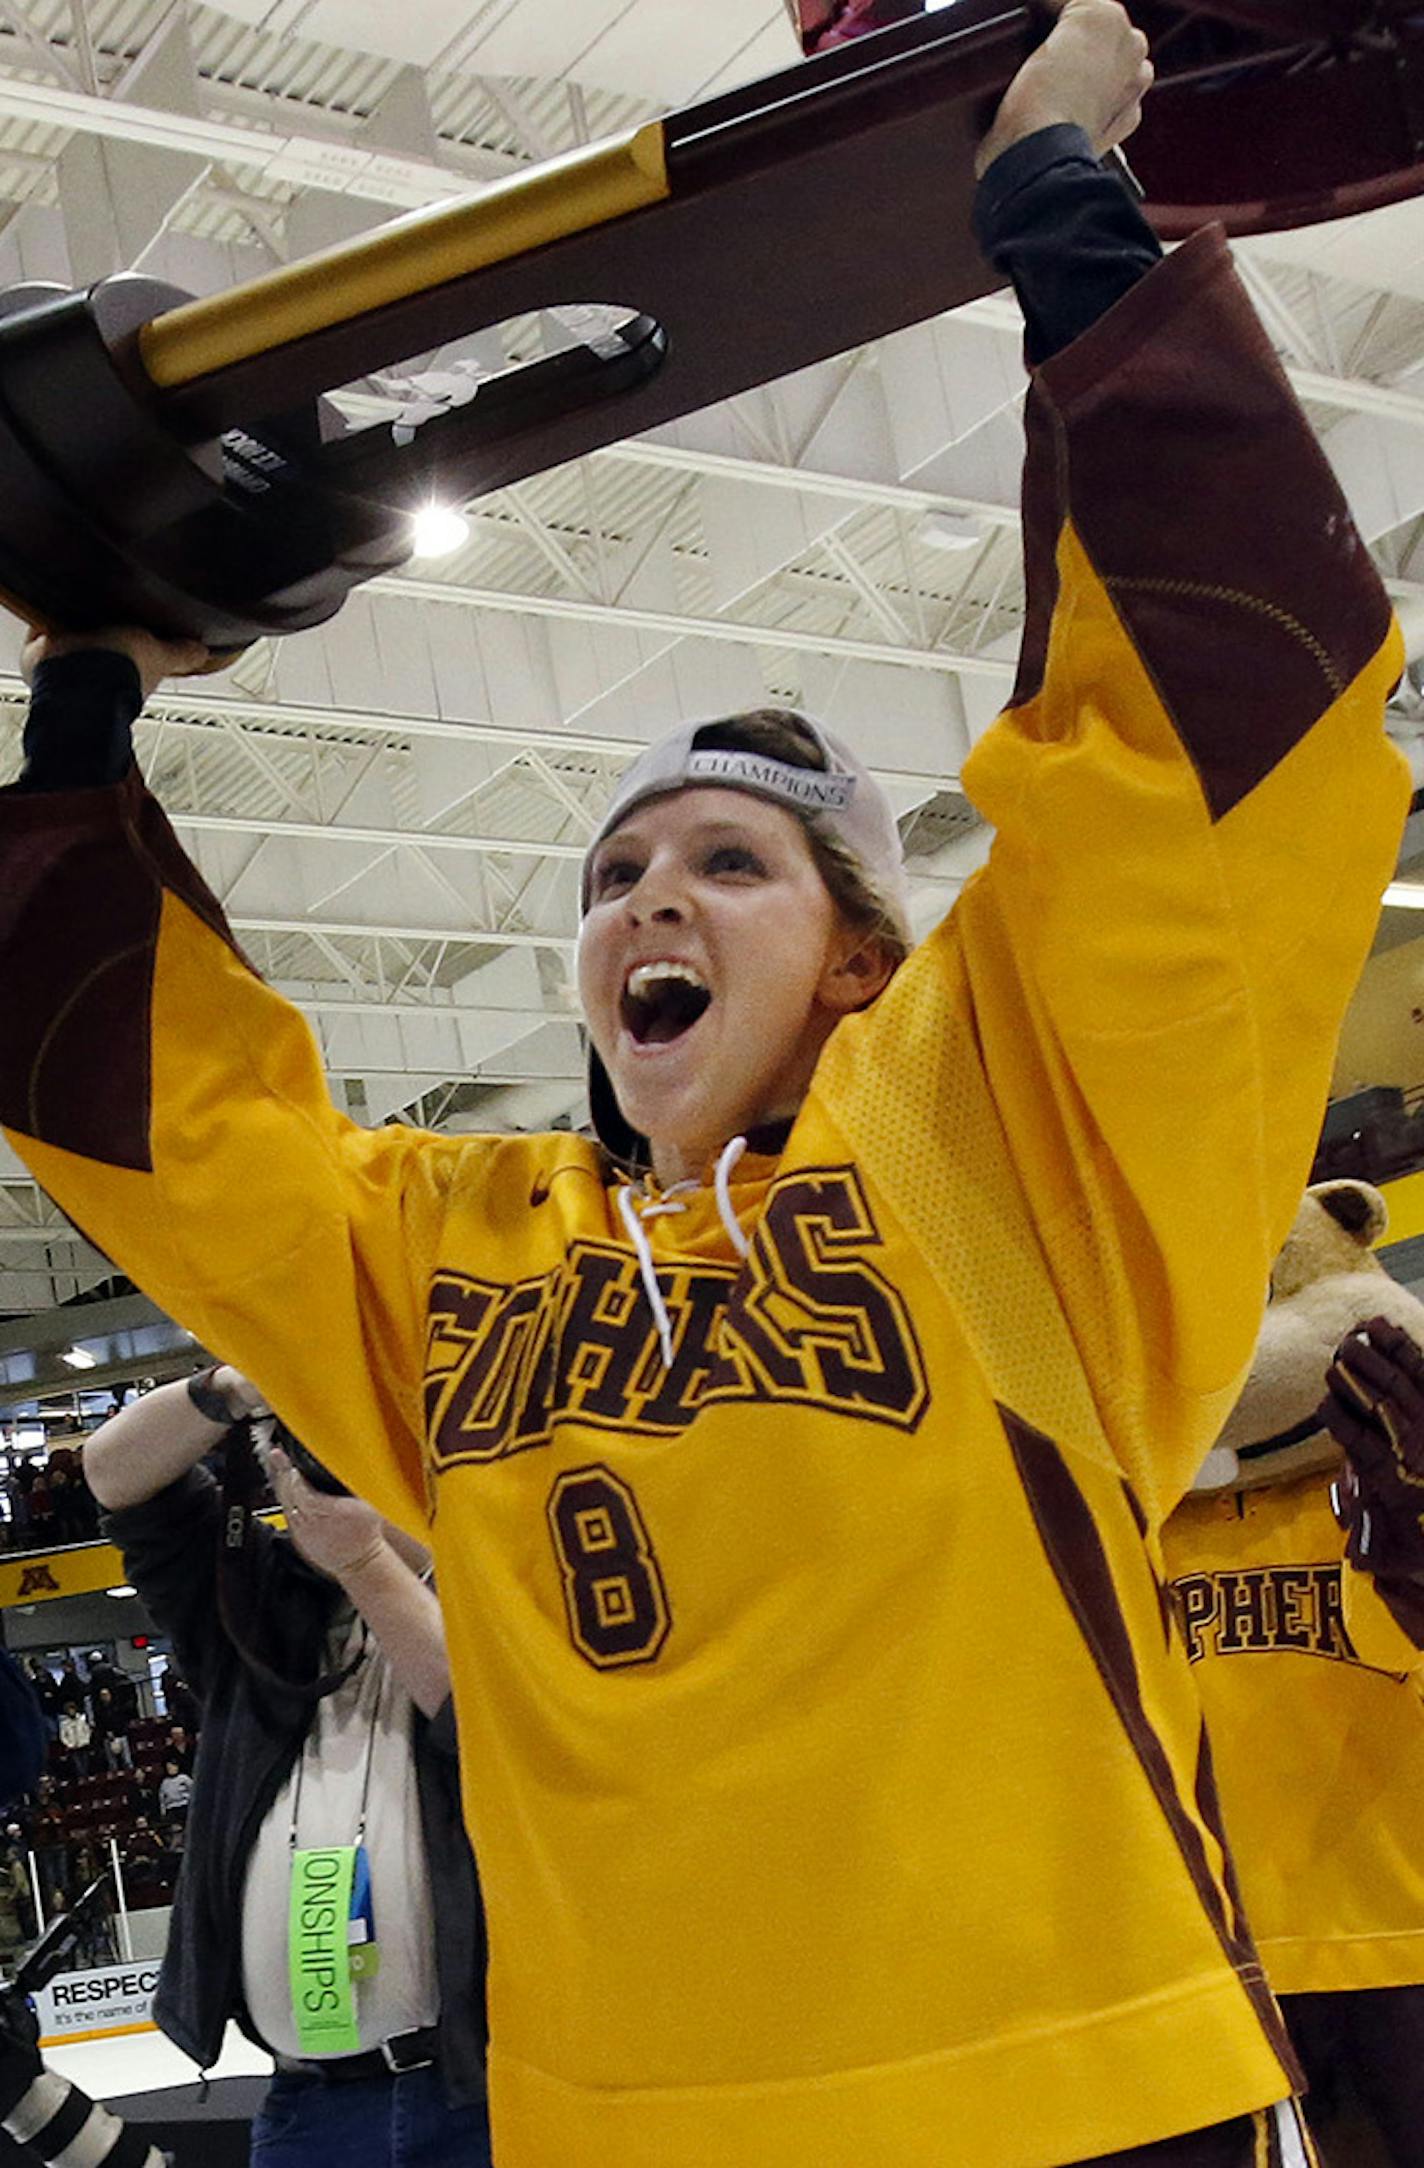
[250,2064,492,2168]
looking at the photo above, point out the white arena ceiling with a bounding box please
[1,0,1424,1312]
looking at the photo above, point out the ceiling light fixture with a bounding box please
[60,1346,97,1369]
[410,503,471,559]
[105,1585,137,1599]
[1382,882,1424,909]
[919,510,983,552]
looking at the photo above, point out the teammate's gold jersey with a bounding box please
[1166,1475,1424,1998]
[0,230,1409,2166]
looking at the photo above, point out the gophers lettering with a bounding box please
[425,1166,929,1470]
[426,1165,929,1670]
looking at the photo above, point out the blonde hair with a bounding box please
[692,710,911,965]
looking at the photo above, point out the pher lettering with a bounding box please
[425,1165,929,1469]
[1173,1565,1356,1665]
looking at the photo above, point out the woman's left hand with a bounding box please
[270,1447,387,1583]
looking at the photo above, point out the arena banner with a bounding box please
[0,1514,284,1611]
[33,1960,161,2046]
[0,1541,128,1609]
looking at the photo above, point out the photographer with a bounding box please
[83,1373,491,2168]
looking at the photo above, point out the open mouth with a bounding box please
[621,961,712,1047]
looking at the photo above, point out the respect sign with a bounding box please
[33,1963,160,2043]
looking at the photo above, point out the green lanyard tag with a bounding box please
[290,1846,360,2056]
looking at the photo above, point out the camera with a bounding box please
[253,1413,352,1498]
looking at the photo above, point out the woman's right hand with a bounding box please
[976,0,1154,178]
[21,625,215,702]
[211,1366,271,1420]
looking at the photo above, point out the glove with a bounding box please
[1320,1316,1424,1582]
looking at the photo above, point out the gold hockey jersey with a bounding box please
[1166,1475,1424,1998]
[0,229,1410,2167]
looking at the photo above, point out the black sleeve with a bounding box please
[973,122,1164,367]
[102,1467,236,1697]
[11,650,144,793]
[424,1697,459,1760]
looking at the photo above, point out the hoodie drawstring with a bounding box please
[617,1182,688,1371]
[618,1136,752,1370]
[714,1135,751,1258]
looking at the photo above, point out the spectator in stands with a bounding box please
[23,1660,59,1739]
[121,1815,168,1910]
[157,1760,191,1823]
[57,1701,92,1778]
[85,1651,122,1704]
[3,1821,36,1928]
[0,1847,31,1951]
[125,1816,162,1865]
[152,1655,193,1722]
[165,1725,195,1774]
[92,1690,132,1773]
[30,1820,66,1911]
[47,1463,85,1545]
[163,1675,200,1735]
[3,1470,30,1549]
[27,1473,54,1548]
[84,1369,491,2168]
[55,1659,87,1714]
[0,1840,33,1956]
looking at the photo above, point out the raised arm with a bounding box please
[83,1367,263,1512]
[0,642,479,1535]
[820,5,1408,1530]
[953,146,1408,1520]
[84,1373,268,1691]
